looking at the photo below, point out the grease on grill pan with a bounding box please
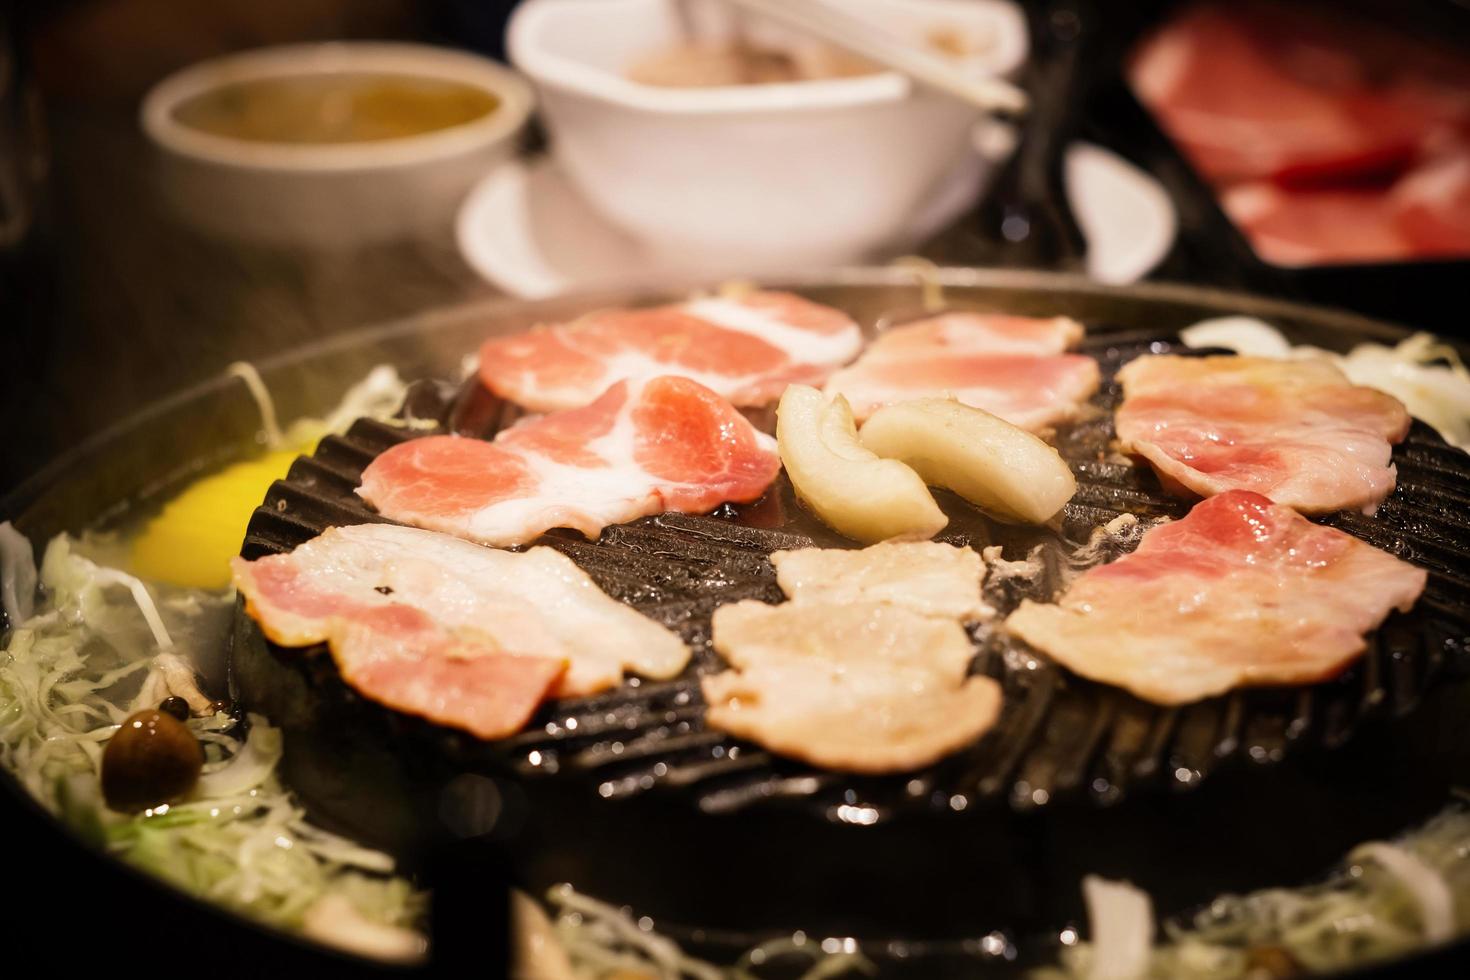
[238,327,1470,821]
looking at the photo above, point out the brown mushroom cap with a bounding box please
[101,709,204,812]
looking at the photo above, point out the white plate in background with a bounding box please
[1066,143,1178,286]
[457,141,1176,298]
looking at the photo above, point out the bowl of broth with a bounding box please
[508,0,1025,269]
[142,43,533,247]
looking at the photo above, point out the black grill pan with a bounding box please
[229,276,1470,951]
[238,331,1470,818]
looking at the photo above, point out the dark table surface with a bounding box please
[0,18,505,963]
[2,105,500,495]
[2,2,1469,976]
[1,0,526,494]
[9,0,1470,497]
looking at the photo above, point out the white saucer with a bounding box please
[457,141,1176,299]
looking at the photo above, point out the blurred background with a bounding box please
[6,0,1470,493]
[2,1,1469,974]
[2,0,516,492]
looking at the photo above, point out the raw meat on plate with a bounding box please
[1129,2,1470,185]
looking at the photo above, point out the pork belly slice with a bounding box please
[478,291,862,413]
[358,375,780,548]
[823,312,1099,429]
[770,541,989,621]
[1004,491,1426,706]
[1116,354,1411,514]
[231,524,691,738]
[703,600,1001,773]
[327,620,565,741]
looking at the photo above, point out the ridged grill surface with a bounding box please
[239,327,1470,821]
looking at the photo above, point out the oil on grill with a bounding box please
[237,327,1470,822]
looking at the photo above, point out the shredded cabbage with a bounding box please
[225,362,288,448]
[306,364,427,440]
[0,536,424,960]
[1036,806,1470,979]
[133,651,214,715]
[1350,842,1455,945]
[1,362,439,961]
[0,521,37,627]
[194,714,282,797]
[1081,876,1155,980]
[536,884,874,980]
[302,893,427,964]
[226,360,419,451]
[515,890,578,979]
[1180,317,1470,449]
[890,256,948,313]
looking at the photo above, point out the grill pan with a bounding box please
[226,271,1470,958]
[238,336,1470,817]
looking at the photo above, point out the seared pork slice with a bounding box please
[770,541,989,621]
[1004,490,1426,705]
[703,600,1001,773]
[232,524,691,729]
[1116,354,1411,514]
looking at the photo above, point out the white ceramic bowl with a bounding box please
[508,0,1026,270]
[141,43,533,248]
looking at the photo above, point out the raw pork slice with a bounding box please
[823,312,1099,428]
[770,541,989,621]
[358,375,781,547]
[1223,156,1470,267]
[1393,151,1470,257]
[1129,3,1468,185]
[1129,2,1470,266]
[1116,355,1410,514]
[1004,490,1426,705]
[1222,182,1418,267]
[478,291,862,412]
[232,523,691,732]
[703,600,1001,773]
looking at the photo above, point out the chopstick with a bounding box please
[718,0,1030,115]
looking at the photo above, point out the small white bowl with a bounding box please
[508,0,1026,270]
[141,43,533,248]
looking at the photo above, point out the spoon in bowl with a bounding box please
[716,0,1030,114]
[923,0,1093,270]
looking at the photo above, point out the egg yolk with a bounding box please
[130,448,305,590]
